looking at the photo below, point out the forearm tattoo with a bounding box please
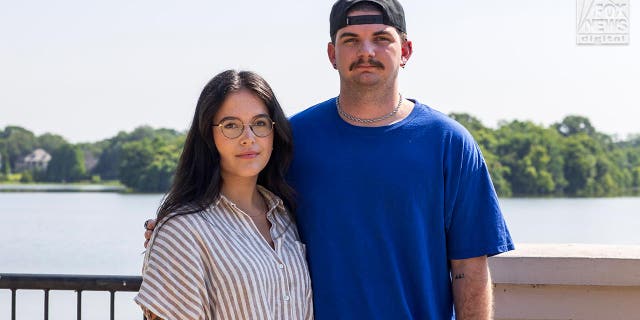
[144,308,164,320]
[454,273,465,280]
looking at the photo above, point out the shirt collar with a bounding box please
[214,185,286,217]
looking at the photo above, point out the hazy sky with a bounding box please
[1,0,638,143]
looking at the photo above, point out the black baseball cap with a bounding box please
[330,0,406,40]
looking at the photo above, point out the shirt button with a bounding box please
[278,264,284,269]
[283,295,290,301]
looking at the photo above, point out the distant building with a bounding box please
[16,148,52,172]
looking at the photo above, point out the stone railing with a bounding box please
[489,243,640,320]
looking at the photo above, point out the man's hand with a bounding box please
[144,308,164,320]
[143,219,156,248]
[450,255,492,319]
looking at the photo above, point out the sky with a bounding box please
[1,0,638,143]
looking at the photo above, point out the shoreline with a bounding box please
[0,183,127,192]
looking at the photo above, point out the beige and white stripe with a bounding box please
[135,186,313,320]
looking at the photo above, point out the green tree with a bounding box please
[562,134,597,196]
[495,121,565,196]
[554,119,632,196]
[93,142,122,180]
[118,137,182,192]
[592,150,632,196]
[93,126,183,180]
[1,150,10,175]
[554,115,596,137]
[37,133,68,153]
[632,166,640,193]
[2,126,37,169]
[46,144,86,182]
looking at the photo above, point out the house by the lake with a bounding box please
[15,148,52,172]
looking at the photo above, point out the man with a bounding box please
[287,0,512,318]
[146,0,513,318]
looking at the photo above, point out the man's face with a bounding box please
[328,8,411,87]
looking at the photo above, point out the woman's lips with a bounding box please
[236,152,259,159]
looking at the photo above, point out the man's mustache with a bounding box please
[349,58,385,71]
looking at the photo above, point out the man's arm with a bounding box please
[450,255,493,320]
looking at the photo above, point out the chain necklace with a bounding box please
[336,93,403,124]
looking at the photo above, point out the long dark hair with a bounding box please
[156,70,295,221]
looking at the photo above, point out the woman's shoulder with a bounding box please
[154,204,216,237]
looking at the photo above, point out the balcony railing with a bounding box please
[0,273,142,320]
[2,244,639,320]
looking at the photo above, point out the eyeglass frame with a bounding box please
[212,115,276,139]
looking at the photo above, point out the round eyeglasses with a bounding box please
[213,116,275,139]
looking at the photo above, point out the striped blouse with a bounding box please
[135,186,313,320]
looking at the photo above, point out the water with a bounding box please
[0,192,162,319]
[0,184,126,192]
[500,197,640,245]
[1,193,639,319]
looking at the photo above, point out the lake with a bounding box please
[1,193,639,318]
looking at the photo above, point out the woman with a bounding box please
[135,70,313,320]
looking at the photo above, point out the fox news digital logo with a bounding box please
[577,0,629,45]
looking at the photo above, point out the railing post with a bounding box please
[76,290,82,320]
[110,291,115,320]
[11,288,16,320]
[44,289,50,320]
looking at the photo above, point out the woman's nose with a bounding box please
[239,125,256,145]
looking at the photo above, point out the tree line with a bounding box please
[0,126,184,192]
[450,114,640,197]
[1,114,639,196]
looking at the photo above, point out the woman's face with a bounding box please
[212,89,274,182]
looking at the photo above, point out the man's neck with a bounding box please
[336,82,416,127]
[338,83,399,115]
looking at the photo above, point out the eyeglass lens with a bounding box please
[219,116,273,138]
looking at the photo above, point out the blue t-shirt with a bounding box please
[288,98,513,320]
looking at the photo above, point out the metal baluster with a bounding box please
[0,274,143,319]
[11,288,16,320]
[44,289,50,320]
[76,290,82,320]
[110,291,115,320]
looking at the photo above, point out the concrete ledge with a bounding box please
[493,284,640,320]
[490,243,640,286]
[489,243,640,320]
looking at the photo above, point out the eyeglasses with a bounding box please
[213,115,275,139]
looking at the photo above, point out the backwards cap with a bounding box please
[329,0,406,39]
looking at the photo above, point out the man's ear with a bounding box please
[401,40,413,67]
[328,42,337,69]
